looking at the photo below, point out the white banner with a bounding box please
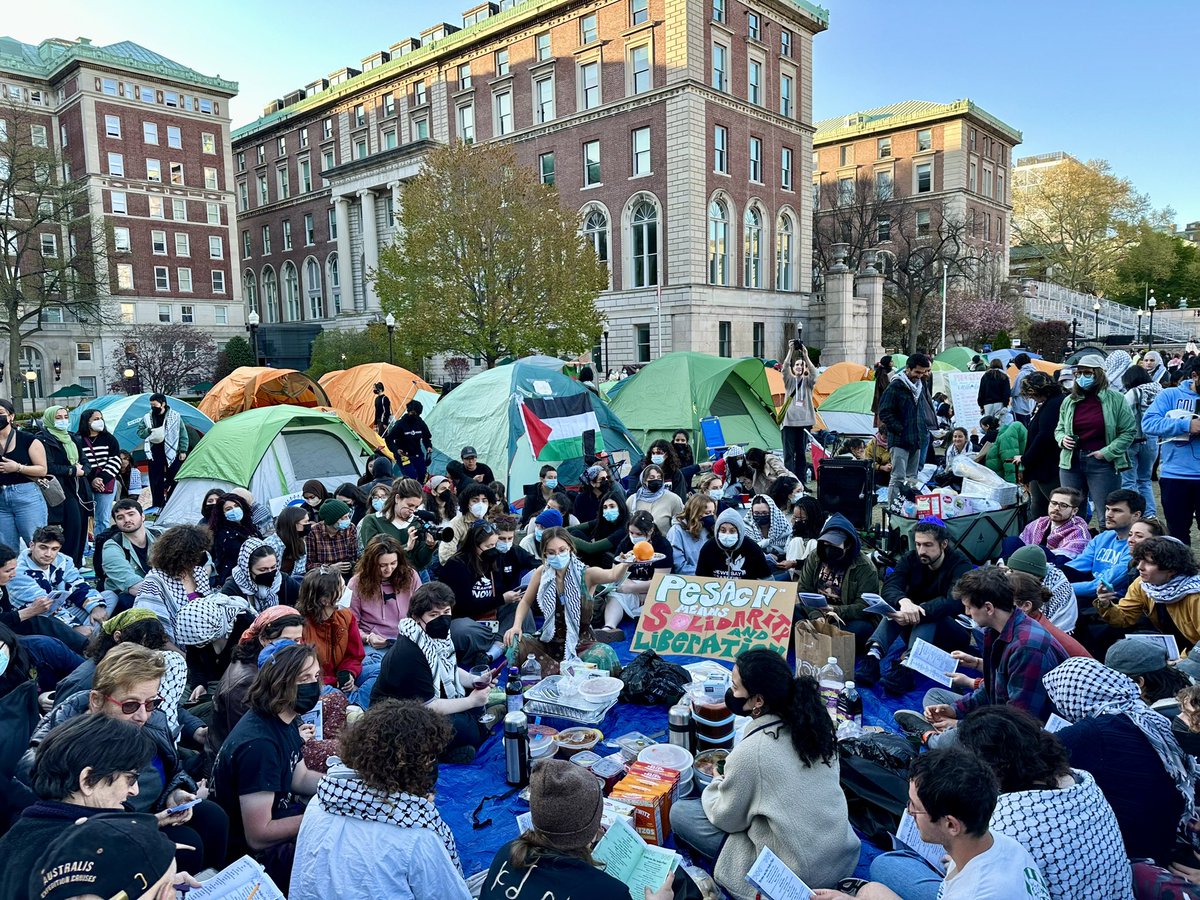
[945,372,986,435]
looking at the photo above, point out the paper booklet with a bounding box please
[592,818,680,900]
[301,699,324,741]
[901,638,959,688]
[189,856,285,900]
[744,846,814,900]
[861,593,897,617]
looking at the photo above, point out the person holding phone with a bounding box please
[780,330,815,487]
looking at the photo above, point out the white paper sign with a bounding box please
[268,490,305,516]
[901,638,959,688]
[945,371,986,435]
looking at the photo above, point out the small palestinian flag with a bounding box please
[520,394,605,461]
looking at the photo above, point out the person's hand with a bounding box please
[503,625,522,647]
[947,671,976,691]
[91,477,105,491]
[823,610,844,626]
[469,684,491,708]
[74,464,85,477]
[1010,455,1022,466]
[1087,450,1107,460]
[812,892,857,900]
[1062,435,1077,450]
[0,459,21,475]
[898,598,925,626]
[188,684,207,703]
[178,452,187,462]
[298,722,317,741]
[879,463,892,473]
[924,704,958,728]
[1190,418,1200,436]
[503,590,521,603]
[192,725,208,745]
[366,633,388,650]
[1170,858,1200,883]
[405,528,418,552]
[776,559,796,570]
[156,790,196,825]
[337,561,353,574]
[474,474,485,482]
[1094,590,1116,611]
[19,595,53,620]
[950,650,983,670]
[89,606,109,625]
[646,874,674,900]
[172,872,203,892]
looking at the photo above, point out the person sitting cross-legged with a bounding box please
[1001,486,1092,567]
[1003,545,1079,635]
[795,514,881,652]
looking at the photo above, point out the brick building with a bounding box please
[0,36,242,402]
[231,0,828,376]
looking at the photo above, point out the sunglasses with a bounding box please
[105,695,165,715]
[471,521,497,535]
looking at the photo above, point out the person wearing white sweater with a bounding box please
[669,649,859,898]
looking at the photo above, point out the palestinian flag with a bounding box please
[520,394,605,461]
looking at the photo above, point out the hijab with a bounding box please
[41,406,79,465]
[231,538,284,612]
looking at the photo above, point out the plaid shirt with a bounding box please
[1018,515,1091,560]
[305,522,362,568]
[955,608,1068,722]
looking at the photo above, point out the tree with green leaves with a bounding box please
[1110,226,1200,306]
[305,323,416,381]
[373,142,609,368]
[213,335,257,381]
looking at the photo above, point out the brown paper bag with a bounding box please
[794,619,856,682]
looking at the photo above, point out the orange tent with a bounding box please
[813,362,872,407]
[764,367,786,412]
[198,367,329,422]
[1008,359,1063,385]
[315,407,393,459]
[319,363,435,426]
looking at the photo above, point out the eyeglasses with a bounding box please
[105,695,165,715]
[471,521,497,535]
[1047,500,1077,510]
[906,800,931,818]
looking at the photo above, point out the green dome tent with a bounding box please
[814,381,876,436]
[426,363,642,499]
[607,352,781,459]
[934,347,979,372]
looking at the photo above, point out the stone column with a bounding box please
[387,180,402,233]
[820,244,856,365]
[333,195,352,315]
[358,189,380,310]
[857,252,886,366]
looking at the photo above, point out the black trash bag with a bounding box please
[838,732,918,771]
[619,650,691,706]
[839,754,909,848]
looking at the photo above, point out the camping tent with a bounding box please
[69,394,214,454]
[1008,358,1063,384]
[986,349,1042,366]
[198,367,329,422]
[156,406,374,526]
[813,362,871,407]
[318,363,436,427]
[934,347,979,371]
[764,367,786,412]
[425,363,642,498]
[607,352,780,459]
[813,382,876,436]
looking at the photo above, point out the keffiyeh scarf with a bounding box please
[1140,572,1200,606]
[231,537,282,612]
[1044,657,1198,829]
[396,617,461,701]
[742,495,790,552]
[537,557,586,660]
[175,592,251,646]
[318,765,462,875]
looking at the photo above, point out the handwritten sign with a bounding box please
[630,573,797,661]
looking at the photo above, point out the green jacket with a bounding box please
[357,515,435,571]
[796,551,881,622]
[1053,388,1136,472]
[984,421,1027,484]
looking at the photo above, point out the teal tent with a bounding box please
[69,393,213,454]
[934,347,979,371]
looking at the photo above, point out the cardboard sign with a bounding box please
[269,491,306,516]
[630,573,796,661]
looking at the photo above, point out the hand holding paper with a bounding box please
[902,639,959,688]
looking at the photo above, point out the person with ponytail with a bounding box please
[669,648,859,898]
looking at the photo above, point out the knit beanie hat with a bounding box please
[534,508,563,528]
[529,759,603,850]
[1006,545,1048,581]
[318,498,351,526]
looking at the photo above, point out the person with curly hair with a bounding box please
[292,700,470,899]
[295,570,366,703]
[1095,535,1200,649]
[207,492,262,584]
[133,525,213,645]
[669,648,859,898]
[627,439,688,499]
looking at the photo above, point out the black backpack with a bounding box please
[91,525,131,590]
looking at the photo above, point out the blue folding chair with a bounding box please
[700,416,746,461]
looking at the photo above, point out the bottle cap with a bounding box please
[844,681,855,689]
[827,657,837,664]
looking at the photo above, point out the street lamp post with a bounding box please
[1149,290,1157,351]
[24,370,37,417]
[603,330,610,378]
[1093,301,1101,340]
[385,312,396,365]
[122,367,136,396]
[900,317,909,352]
[1067,317,1078,359]
[247,310,261,366]
[1136,309,1144,344]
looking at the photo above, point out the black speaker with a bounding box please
[817,459,874,530]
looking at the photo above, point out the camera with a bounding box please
[412,508,455,543]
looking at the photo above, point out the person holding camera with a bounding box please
[780,334,816,487]
[357,479,438,573]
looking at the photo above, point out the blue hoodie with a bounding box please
[1066,529,1133,601]
[1142,378,1200,479]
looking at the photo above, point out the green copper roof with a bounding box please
[815,98,1021,145]
[0,36,236,94]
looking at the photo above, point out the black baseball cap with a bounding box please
[31,812,177,900]
[461,446,477,459]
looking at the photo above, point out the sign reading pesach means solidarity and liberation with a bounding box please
[630,573,797,661]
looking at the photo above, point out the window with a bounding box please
[916,209,931,237]
[179,303,194,322]
[713,0,725,22]
[636,324,651,362]
[283,220,293,251]
[744,207,763,288]
[355,104,366,127]
[149,197,164,218]
[630,200,658,288]
[107,152,124,176]
[873,137,891,160]
[354,138,367,160]
[323,148,335,170]
[580,13,598,44]
[838,176,854,206]
[165,162,182,186]
[494,91,513,136]
[753,322,765,358]
[174,233,189,257]
[178,269,193,293]
[209,235,224,259]
[877,215,891,243]
[536,32,551,61]
[323,117,333,139]
[262,224,272,254]
[748,59,763,105]
[242,230,251,258]
[747,12,761,40]
[876,169,893,200]
[306,258,324,319]
[458,103,475,143]
[243,272,258,315]
[299,159,312,193]
[458,64,472,90]
[116,265,134,290]
[776,214,794,291]
[328,254,341,314]
[257,174,269,205]
[983,214,991,241]
[708,199,729,285]
[263,268,278,322]
[539,152,555,186]
[102,79,118,96]
[580,61,600,109]
[780,73,793,117]
[154,267,170,291]
[583,208,609,266]
[299,127,309,148]
[30,125,47,147]
[145,158,162,182]
[328,208,337,240]
[535,75,555,123]
[749,137,762,182]
[631,127,651,176]
[781,29,792,57]
[631,0,649,25]
[105,115,121,137]
[712,43,728,91]
[40,233,57,257]
[916,162,932,194]
[969,127,977,151]
[838,145,852,167]
[997,172,1005,203]
[140,87,155,103]
[277,136,286,156]
[982,165,993,198]
[151,230,167,255]
[583,140,601,187]
[142,121,158,145]
[206,202,220,225]
[781,147,793,190]
[110,191,127,214]
[256,145,265,164]
[718,321,732,358]
[414,80,427,106]
[215,305,228,325]
[283,263,299,320]
[494,49,510,78]
[714,125,728,174]
[917,128,932,152]
[76,342,93,362]
[212,270,226,294]
[630,45,651,94]
[113,227,131,252]
[204,167,218,190]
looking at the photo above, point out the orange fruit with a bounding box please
[632,540,654,561]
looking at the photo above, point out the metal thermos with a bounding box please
[668,700,694,753]
[503,710,530,787]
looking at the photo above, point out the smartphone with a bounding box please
[165,797,202,815]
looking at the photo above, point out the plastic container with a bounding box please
[570,750,603,769]
[615,731,658,762]
[693,749,729,788]
[578,675,624,705]
[637,743,694,783]
[553,727,604,757]
[693,699,735,750]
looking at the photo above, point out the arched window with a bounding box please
[305,258,324,320]
[283,262,300,322]
[327,253,341,315]
[744,206,763,288]
[243,270,258,314]
[582,208,609,267]
[708,199,729,285]
[20,346,43,402]
[776,213,794,292]
[630,199,658,288]
[261,267,279,323]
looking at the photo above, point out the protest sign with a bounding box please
[630,573,796,661]
[945,371,985,434]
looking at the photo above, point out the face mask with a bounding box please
[546,551,572,571]
[90,420,106,432]
[336,517,353,531]
[424,614,452,640]
[646,479,664,493]
[470,501,489,518]
[0,644,9,678]
[1076,374,1095,390]
[650,454,665,466]
[724,687,748,717]
[533,528,544,543]
[709,488,724,501]
[792,521,808,538]
[53,419,69,431]
[293,682,321,715]
[544,478,558,490]
[753,514,771,527]
[718,532,739,548]
[602,507,620,522]
[701,514,716,531]
[789,492,802,504]
[628,533,645,545]
[496,540,512,554]
[0,416,7,430]
[371,497,386,512]
[253,569,278,586]
[481,547,499,563]
[224,508,244,523]
[818,543,845,564]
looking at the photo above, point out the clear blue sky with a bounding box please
[6,0,1196,222]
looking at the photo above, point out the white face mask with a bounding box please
[53,419,69,431]
[90,420,106,432]
[470,501,489,518]
[718,532,739,548]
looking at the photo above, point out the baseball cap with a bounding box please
[31,812,176,900]
[461,446,477,459]
[1105,639,1168,677]
[1076,353,1106,369]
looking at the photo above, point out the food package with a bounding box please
[959,479,1019,507]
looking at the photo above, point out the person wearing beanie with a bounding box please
[520,507,564,556]
[1005,544,1079,634]
[480,759,674,900]
[305,499,360,575]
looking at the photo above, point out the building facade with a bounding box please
[0,36,242,403]
[231,0,828,377]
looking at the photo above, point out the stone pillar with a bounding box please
[820,244,856,366]
[387,180,402,239]
[358,189,380,310]
[333,196,352,315]
[857,251,886,366]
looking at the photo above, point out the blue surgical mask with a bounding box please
[545,478,558,490]
[372,497,386,512]
[1076,374,1095,390]
[336,517,353,530]
[718,532,739,548]
[534,528,544,542]
[546,551,572,571]
[496,540,513,554]
[602,507,619,522]
[53,419,69,431]
[0,643,9,678]
[224,507,244,523]
[709,488,724,501]
[650,453,665,466]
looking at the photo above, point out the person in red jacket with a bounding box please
[295,569,365,699]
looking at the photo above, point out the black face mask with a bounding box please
[0,415,9,430]
[818,543,845,564]
[646,479,664,492]
[293,682,321,715]
[253,569,278,586]
[792,521,808,538]
[424,614,452,640]
[724,687,748,717]
[753,514,771,527]
[701,514,716,531]
[481,547,499,563]
[301,521,314,534]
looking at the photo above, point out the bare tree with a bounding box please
[108,324,215,395]
[0,97,117,412]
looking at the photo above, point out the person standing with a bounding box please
[37,406,92,566]
[1121,363,1162,518]
[371,383,391,436]
[136,394,188,514]
[977,359,1011,418]
[384,400,432,482]
[1142,358,1200,544]
[870,355,894,429]
[1010,353,1038,424]
[0,399,47,551]
[780,342,815,486]
[877,354,932,510]
[76,408,121,536]
[1016,373,1067,520]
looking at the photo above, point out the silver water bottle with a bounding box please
[503,710,530,787]
[668,700,694,754]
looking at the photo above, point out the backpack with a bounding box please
[92,526,135,591]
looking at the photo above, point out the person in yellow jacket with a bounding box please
[1095,535,1200,649]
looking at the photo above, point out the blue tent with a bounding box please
[69,394,213,454]
[986,349,1042,366]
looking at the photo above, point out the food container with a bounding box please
[637,744,693,779]
[553,726,604,757]
[578,675,624,705]
[615,731,658,762]
[693,699,735,750]
[529,724,559,760]
[592,757,626,793]
[570,750,603,769]
[694,749,729,788]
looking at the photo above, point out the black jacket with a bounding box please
[882,547,973,621]
[36,429,93,506]
[1023,393,1066,483]
[977,368,1012,407]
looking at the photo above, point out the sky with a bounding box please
[5,0,1196,222]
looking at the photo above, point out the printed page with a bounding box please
[593,818,680,900]
[861,593,897,616]
[190,856,285,900]
[744,846,814,900]
[1125,633,1180,661]
[901,639,958,688]
[1044,713,1072,733]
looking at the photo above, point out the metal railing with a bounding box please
[1021,280,1191,344]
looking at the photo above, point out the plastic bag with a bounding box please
[619,649,691,706]
[949,454,1006,487]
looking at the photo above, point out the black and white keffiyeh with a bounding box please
[1140,572,1200,606]
[537,557,586,659]
[318,764,462,875]
[174,592,251,646]
[396,617,461,701]
[231,537,282,612]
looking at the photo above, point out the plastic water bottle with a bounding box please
[519,654,542,690]
[506,666,523,713]
[817,657,844,721]
[838,680,863,728]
